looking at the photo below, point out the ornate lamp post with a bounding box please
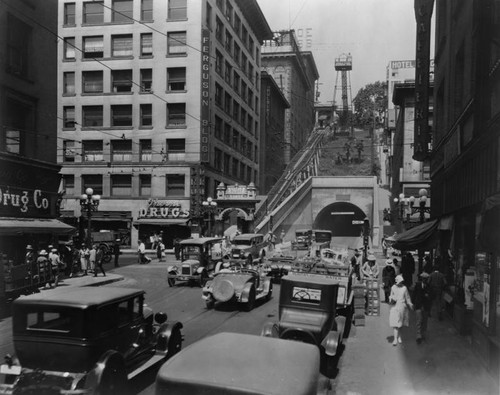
[202,197,217,237]
[80,187,100,248]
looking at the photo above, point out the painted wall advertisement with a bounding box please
[200,28,210,163]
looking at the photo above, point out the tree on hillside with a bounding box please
[352,81,387,130]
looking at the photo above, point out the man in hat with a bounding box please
[37,250,50,288]
[412,272,434,343]
[49,248,62,287]
[361,254,380,280]
[382,259,396,303]
[350,249,362,281]
[25,245,37,277]
[113,239,121,267]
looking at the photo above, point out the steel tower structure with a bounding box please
[333,54,353,134]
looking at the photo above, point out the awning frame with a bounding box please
[0,217,76,235]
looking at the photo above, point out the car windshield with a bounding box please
[182,245,201,254]
[234,240,252,246]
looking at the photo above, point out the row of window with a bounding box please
[64,0,187,26]
[62,103,185,128]
[64,173,186,197]
[63,31,186,60]
[63,67,185,95]
[214,83,259,130]
[62,138,185,162]
[214,115,255,161]
[213,147,255,182]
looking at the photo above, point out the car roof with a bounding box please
[233,233,263,240]
[13,287,145,309]
[156,332,320,395]
[179,237,222,246]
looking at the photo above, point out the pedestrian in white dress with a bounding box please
[389,274,414,346]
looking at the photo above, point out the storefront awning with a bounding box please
[0,217,76,235]
[133,218,188,226]
[393,219,439,251]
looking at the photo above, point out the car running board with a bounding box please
[127,354,165,380]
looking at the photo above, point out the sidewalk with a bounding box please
[333,255,499,395]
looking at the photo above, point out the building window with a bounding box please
[82,70,103,93]
[232,158,238,177]
[140,68,152,92]
[167,103,186,126]
[232,129,239,149]
[241,54,247,74]
[215,83,223,107]
[214,148,222,170]
[140,139,152,161]
[166,174,185,197]
[234,14,241,36]
[233,72,240,94]
[111,69,133,92]
[6,15,31,78]
[167,67,186,91]
[168,0,187,20]
[225,0,233,23]
[82,174,103,195]
[3,97,33,155]
[82,140,104,162]
[140,104,152,126]
[232,100,239,121]
[111,174,132,196]
[206,2,212,29]
[63,72,75,95]
[215,116,223,139]
[82,105,103,127]
[64,37,75,60]
[242,25,248,48]
[63,175,75,195]
[141,33,153,56]
[240,108,246,126]
[64,3,76,25]
[225,61,232,84]
[112,0,133,22]
[63,140,76,162]
[140,174,151,196]
[223,123,231,145]
[215,50,223,75]
[83,1,104,24]
[215,17,223,42]
[233,44,240,66]
[225,31,232,53]
[166,138,185,154]
[223,153,230,173]
[224,92,231,114]
[111,105,133,127]
[83,36,104,59]
[111,139,132,161]
[63,106,76,128]
[248,37,255,58]
[112,35,133,57]
[167,32,187,55]
[141,0,153,20]
[241,81,247,102]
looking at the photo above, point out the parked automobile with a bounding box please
[0,287,183,395]
[292,229,313,250]
[202,264,272,311]
[155,332,332,395]
[310,229,333,257]
[230,233,269,265]
[261,274,346,378]
[166,237,224,287]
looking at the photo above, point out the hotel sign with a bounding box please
[200,28,210,163]
[138,199,190,219]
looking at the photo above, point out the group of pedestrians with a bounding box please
[78,244,106,277]
[25,244,67,289]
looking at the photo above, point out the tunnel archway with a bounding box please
[313,202,367,237]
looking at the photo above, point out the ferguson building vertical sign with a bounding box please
[413,0,434,161]
[201,29,210,163]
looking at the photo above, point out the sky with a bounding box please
[257,0,423,104]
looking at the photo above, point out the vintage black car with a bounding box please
[155,332,332,395]
[166,237,224,287]
[0,287,183,395]
[261,274,346,378]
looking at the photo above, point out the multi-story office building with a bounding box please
[58,0,272,248]
[261,30,319,165]
[431,0,500,381]
[258,71,289,194]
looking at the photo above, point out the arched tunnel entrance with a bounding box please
[313,202,368,248]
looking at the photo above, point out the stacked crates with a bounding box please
[352,283,366,326]
[365,279,380,316]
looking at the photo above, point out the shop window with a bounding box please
[64,37,75,60]
[83,36,104,59]
[82,70,103,93]
[140,174,151,196]
[82,174,103,195]
[63,106,76,129]
[166,174,185,197]
[167,67,186,91]
[83,1,104,24]
[168,0,187,20]
[111,105,132,127]
[166,103,186,126]
[140,139,152,161]
[63,175,75,195]
[63,72,75,95]
[140,104,152,127]
[140,69,152,92]
[111,174,132,196]
[111,139,132,162]
[141,33,153,56]
[64,3,75,25]
[112,35,133,58]
[6,15,31,78]
[167,32,187,55]
[166,138,185,161]
[112,0,133,22]
[63,140,76,162]
[82,105,103,127]
[82,140,103,162]
[141,0,153,21]
[111,69,132,93]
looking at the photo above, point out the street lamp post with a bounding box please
[202,197,218,237]
[80,187,100,248]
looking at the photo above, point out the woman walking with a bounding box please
[389,274,414,346]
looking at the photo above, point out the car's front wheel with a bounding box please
[205,296,215,309]
[167,277,175,287]
[243,286,255,311]
[89,351,128,395]
[265,281,273,301]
